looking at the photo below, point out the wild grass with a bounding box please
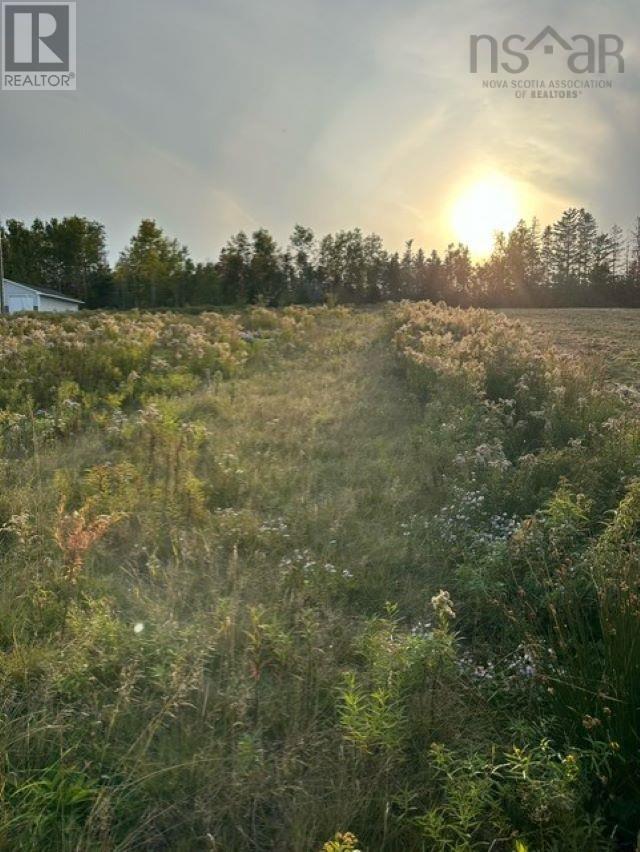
[394,302,640,847]
[2,302,640,849]
[1,306,446,850]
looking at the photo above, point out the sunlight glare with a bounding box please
[451,174,522,257]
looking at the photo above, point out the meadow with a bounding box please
[1,304,640,850]
[506,308,640,385]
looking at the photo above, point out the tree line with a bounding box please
[2,209,640,309]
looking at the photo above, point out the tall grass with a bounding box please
[395,301,640,845]
[1,301,639,848]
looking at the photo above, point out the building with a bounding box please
[1,278,83,314]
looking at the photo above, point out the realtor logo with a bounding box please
[2,1,76,90]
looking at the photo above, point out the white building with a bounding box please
[1,278,83,314]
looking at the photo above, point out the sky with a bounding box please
[1,0,638,263]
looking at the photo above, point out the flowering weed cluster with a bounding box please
[0,306,327,454]
[393,301,640,844]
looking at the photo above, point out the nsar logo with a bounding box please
[470,25,624,74]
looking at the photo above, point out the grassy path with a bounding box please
[197,307,429,612]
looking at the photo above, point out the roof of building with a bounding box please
[3,278,84,303]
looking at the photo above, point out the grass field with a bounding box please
[1,307,436,850]
[2,304,640,849]
[505,308,640,384]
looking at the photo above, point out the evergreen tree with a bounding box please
[115,220,189,308]
[248,229,285,304]
[217,232,251,304]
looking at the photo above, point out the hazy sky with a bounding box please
[1,0,638,262]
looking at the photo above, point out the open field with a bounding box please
[2,304,640,849]
[504,308,640,385]
[1,307,434,850]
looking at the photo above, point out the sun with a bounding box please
[450,173,522,257]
